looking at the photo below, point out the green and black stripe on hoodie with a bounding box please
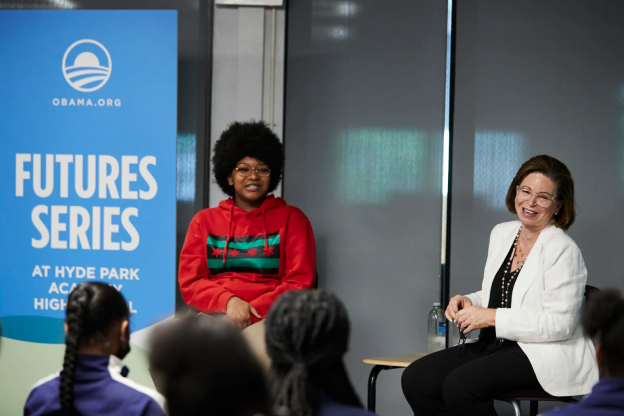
[207,232,280,275]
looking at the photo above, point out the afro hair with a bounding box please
[212,121,284,197]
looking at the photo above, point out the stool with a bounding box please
[362,353,427,412]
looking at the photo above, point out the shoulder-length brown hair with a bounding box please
[505,155,576,230]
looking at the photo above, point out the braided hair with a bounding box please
[60,282,130,416]
[265,289,363,416]
[582,288,624,376]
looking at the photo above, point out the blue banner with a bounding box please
[0,10,178,343]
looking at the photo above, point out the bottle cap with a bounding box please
[433,302,441,306]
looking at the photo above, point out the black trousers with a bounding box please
[401,343,542,416]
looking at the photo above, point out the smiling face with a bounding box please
[227,157,271,211]
[514,172,563,232]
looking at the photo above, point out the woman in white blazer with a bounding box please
[402,155,598,416]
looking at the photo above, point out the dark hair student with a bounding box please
[583,289,624,377]
[149,317,271,416]
[60,282,130,414]
[265,289,371,416]
[24,282,165,416]
[542,289,624,416]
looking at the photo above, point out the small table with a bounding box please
[362,353,427,412]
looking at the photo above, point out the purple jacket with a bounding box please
[24,354,166,416]
[315,394,375,416]
[543,377,624,416]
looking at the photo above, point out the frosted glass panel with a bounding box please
[337,129,433,204]
[473,131,525,209]
[452,0,624,324]
[176,133,197,203]
[284,1,448,414]
[452,4,624,411]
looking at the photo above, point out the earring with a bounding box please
[555,212,558,215]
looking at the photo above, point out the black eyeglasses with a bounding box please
[456,328,467,356]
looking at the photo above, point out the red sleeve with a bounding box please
[250,210,316,318]
[178,218,235,313]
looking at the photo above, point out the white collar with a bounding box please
[107,355,125,375]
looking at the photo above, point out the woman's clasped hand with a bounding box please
[445,294,495,335]
[444,294,472,322]
[454,306,496,334]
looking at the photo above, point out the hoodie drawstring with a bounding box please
[223,204,234,264]
[262,205,269,251]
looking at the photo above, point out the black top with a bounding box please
[469,241,525,356]
[486,243,520,310]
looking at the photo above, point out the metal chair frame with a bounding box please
[497,394,578,416]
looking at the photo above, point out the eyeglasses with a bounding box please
[234,164,271,178]
[515,185,557,208]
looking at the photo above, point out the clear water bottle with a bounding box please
[427,302,447,353]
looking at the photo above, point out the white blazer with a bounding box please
[465,220,598,397]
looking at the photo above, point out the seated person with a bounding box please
[543,289,624,416]
[402,155,598,416]
[178,121,317,330]
[24,282,165,416]
[149,317,270,416]
[265,289,374,416]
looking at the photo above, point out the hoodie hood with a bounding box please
[218,194,286,215]
[217,195,286,264]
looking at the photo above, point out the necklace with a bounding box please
[514,247,527,267]
[501,226,524,308]
[516,245,527,262]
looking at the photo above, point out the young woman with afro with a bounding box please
[178,121,316,358]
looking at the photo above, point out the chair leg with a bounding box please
[510,399,522,416]
[530,400,538,416]
[367,365,389,412]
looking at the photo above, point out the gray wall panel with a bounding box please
[452,0,624,306]
[452,2,624,413]
[284,1,448,415]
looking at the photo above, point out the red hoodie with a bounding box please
[178,195,316,319]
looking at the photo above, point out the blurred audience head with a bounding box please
[150,317,270,416]
[265,289,363,416]
[61,282,131,416]
[583,288,624,377]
